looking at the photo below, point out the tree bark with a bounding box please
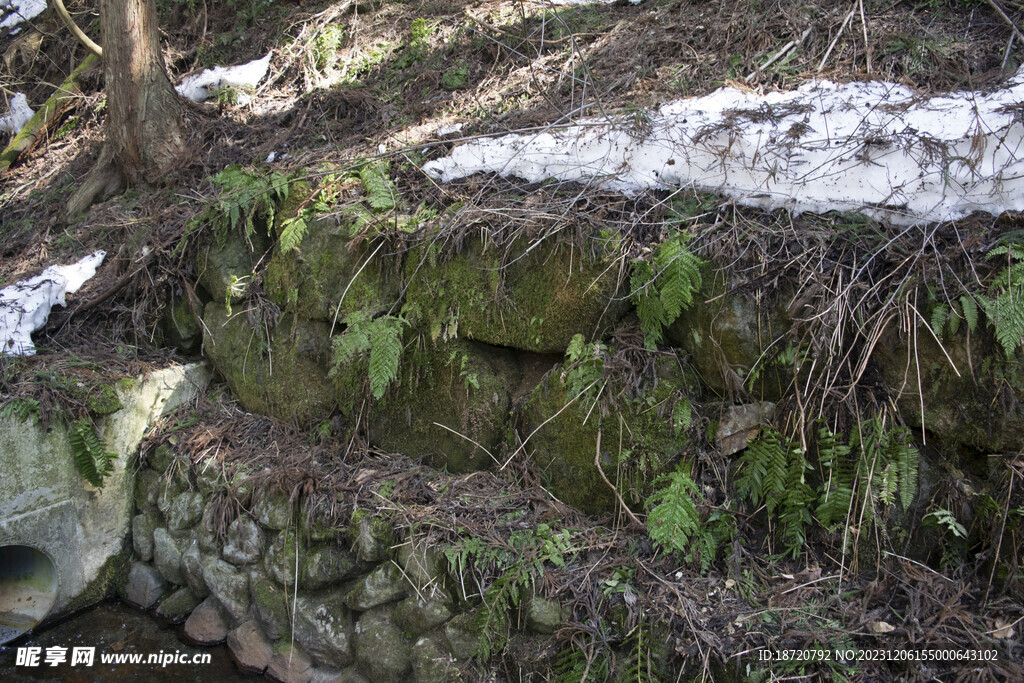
[67,0,187,217]
[99,0,186,185]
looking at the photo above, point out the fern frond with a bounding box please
[368,316,406,399]
[630,235,703,349]
[278,214,309,253]
[69,418,116,488]
[359,161,397,211]
[645,466,704,556]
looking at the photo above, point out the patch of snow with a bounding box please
[265,151,276,163]
[0,93,34,136]
[423,70,1024,226]
[435,122,465,137]
[175,52,272,103]
[0,251,106,356]
[0,0,46,32]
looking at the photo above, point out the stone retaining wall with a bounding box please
[123,446,565,682]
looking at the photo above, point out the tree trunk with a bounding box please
[67,0,186,217]
[99,0,185,185]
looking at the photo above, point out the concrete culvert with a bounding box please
[0,545,58,644]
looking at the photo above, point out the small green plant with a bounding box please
[0,397,40,424]
[395,18,435,70]
[188,165,293,250]
[979,242,1024,358]
[330,311,407,399]
[70,418,117,488]
[645,464,724,571]
[312,23,346,71]
[630,233,703,348]
[441,64,468,90]
[561,334,606,409]
[446,524,577,660]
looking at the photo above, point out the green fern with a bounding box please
[815,424,854,531]
[0,397,40,424]
[359,161,397,211]
[278,213,309,253]
[645,465,718,569]
[630,234,703,348]
[69,418,116,488]
[620,621,659,683]
[978,243,1024,357]
[737,427,814,557]
[554,644,609,682]
[330,311,407,400]
[202,165,293,247]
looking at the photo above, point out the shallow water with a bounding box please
[0,601,256,681]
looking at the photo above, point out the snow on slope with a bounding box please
[1,251,106,356]
[424,70,1024,226]
[0,93,34,136]
[0,0,46,32]
[175,52,272,103]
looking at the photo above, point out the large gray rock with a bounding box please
[198,501,222,553]
[184,597,229,645]
[343,563,409,611]
[223,515,264,566]
[392,595,453,636]
[132,511,157,562]
[227,619,273,674]
[411,632,460,683]
[124,562,166,609]
[156,472,186,516]
[303,545,359,589]
[156,587,200,623]
[167,491,205,534]
[349,512,387,563]
[266,643,313,683]
[443,612,478,660]
[396,537,444,591]
[203,558,251,625]
[251,569,291,641]
[255,492,294,530]
[152,527,184,585]
[293,591,355,669]
[353,607,412,683]
[180,539,211,598]
[524,595,564,634]
[195,457,223,495]
[134,468,161,510]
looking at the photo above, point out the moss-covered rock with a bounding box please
[666,272,795,401]
[158,297,203,355]
[410,632,460,682]
[156,587,200,623]
[520,355,693,514]
[392,595,453,636]
[404,229,628,354]
[343,562,409,611]
[264,215,403,322]
[86,383,123,415]
[293,590,355,669]
[364,338,521,472]
[196,228,270,304]
[353,607,412,682]
[201,301,334,423]
[250,569,291,641]
[167,491,205,535]
[872,323,1024,452]
[203,558,251,625]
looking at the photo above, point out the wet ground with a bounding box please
[0,601,255,682]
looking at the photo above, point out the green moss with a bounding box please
[85,383,123,416]
[521,356,692,514]
[364,338,522,472]
[115,377,139,394]
[264,215,402,322]
[404,228,628,354]
[68,550,130,614]
[201,302,335,424]
[666,267,793,400]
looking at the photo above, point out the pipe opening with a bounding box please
[0,545,58,644]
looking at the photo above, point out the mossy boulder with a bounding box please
[293,591,355,669]
[353,607,412,682]
[158,297,202,355]
[264,215,403,322]
[872,323,1024,452]
[250,569,291,641]
[666,272,795,401]
[404,229,628,354]
[201,301,334,423]
[196,228,270,303]
[363,339,522,472]
[520,356,693,514]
